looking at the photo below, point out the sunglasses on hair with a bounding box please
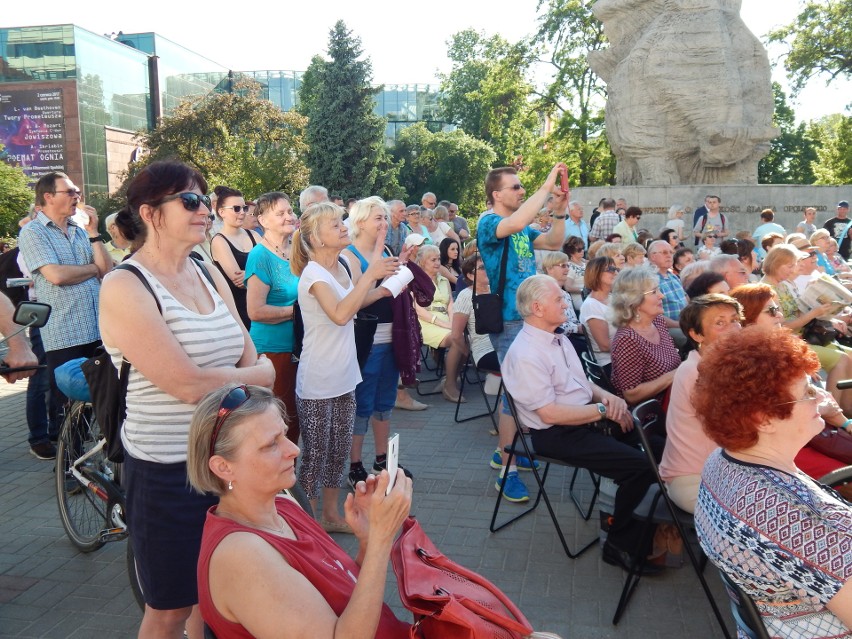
[160,192,212,212]
[763,304,782,317]
[221,205,252,214]
[209,385,251,458]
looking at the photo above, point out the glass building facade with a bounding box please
[1,24,452,195]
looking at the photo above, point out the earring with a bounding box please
[228,480,233,491]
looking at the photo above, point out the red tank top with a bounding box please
[197,497,410,638]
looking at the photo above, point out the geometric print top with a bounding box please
[695,449,852,638]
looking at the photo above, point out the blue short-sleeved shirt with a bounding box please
[477,212,541,322]
[17,213,100,352]
[244,244,299,353]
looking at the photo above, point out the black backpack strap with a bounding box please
[190,255,216,287]
[116,263,162,314]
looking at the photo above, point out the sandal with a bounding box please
[320,519,354,534]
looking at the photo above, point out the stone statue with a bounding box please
[588,0,778,185]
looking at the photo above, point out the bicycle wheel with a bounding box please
[55,401,114,552]
[126,541,146,611]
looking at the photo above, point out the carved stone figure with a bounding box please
[588,0,778,185]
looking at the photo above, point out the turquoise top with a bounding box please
[244,244,299,353]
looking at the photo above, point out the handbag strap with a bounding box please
[474,230,510,300]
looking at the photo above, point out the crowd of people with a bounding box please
[1,164,851,638]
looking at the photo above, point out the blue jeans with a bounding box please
[489,320,524,414]
[26,327,60,446]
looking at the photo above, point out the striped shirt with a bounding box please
[17,212,100,351]
[109,259,244,464]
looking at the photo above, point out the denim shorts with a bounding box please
[354,343,399,434]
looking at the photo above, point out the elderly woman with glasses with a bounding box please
[211,185,262,330]
[188,384,413,639]
[693,326,852,637]
[579,257,619,374]
[609,265,681,406]
[99,161,275,638]
[541,251,583,336]
[658,294,743,513]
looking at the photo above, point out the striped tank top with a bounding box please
[108,259,245,463]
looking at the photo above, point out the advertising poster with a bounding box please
[0,88,67,183]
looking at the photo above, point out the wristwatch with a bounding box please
[596,403,607,419]
[88,235,102,243]
[552,214,567,220]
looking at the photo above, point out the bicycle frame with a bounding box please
[66,436,128,541]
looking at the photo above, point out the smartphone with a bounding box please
[385,433,400,495]
[559,168,569,193]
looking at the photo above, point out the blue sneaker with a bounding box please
[489,449,540,472]
[494,471,530,503]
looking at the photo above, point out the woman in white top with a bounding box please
[662,204,686,243]
[290,202,399,533]
[100,161,275,639]
[579,256,620,373]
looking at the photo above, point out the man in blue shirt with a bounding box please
[477,163,569,502]
[18,172,112,447]
[565,201,590,250]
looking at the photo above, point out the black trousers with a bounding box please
[530,424,662,553]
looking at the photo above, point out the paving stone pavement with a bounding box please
[0,375,735,638]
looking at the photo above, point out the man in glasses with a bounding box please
[477,163,569,503]
[647,240,687,346]
[589,198,619,243]
[17,172,113,458]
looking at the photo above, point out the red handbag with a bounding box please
[391,516,534,639]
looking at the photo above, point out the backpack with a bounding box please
[82,258,214,463]
[695,212,727,246]
[0,247,27,305]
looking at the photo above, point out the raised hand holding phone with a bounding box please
[386,433,399,495]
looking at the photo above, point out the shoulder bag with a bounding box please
[473,233,509,335]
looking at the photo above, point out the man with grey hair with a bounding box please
[386,199,408,256]
[421,192,437,209]
[565,201,590,250]
[710,254,749,290]
[502,275,661,573]
[299,185,329,212]
[103,212,130,264]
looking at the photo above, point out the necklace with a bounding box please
[262,235,291,260]
[216,508,288,536]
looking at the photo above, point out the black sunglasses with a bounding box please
[160,192,212,212]
[209,385,251,458]
[221,205,251,213]
[605,265,620,273]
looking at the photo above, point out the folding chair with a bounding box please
[489,391,598,560]
[581,351,617,394]
[611,399,732,638]
[454,331,502,430]
[718,571,769,639]
[415,345,446,395]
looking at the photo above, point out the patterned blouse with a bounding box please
[696,449,852,638]
[610,315,680,403]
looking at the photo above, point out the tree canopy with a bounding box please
[758,83,818,184]
[810,114,852,184]
[141,77,310,199]
[301,21,402,201]
[0,146,33,237]
[393,123,496,214]
[768,0,852,92]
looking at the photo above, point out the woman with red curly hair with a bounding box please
[694,326,852,637]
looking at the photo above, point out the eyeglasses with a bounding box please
[643,287,659,296]
[499,184,524,191]
[605,265,620,273]
[221,205,251,214]
[763,304,782,317]
[53,188,81,197]
[209,385,251,458]
[160,192,212,212]
[207,214,215,222]
[775,384,820,406]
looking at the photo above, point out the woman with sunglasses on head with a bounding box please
[211,185,260,330]
[100,161,275,639]
[579,257,619,376]
[609,265,680,407]
[245,192,300,447]
[290,202,399,533]
[693,327,852,637]
[188,384,413,639]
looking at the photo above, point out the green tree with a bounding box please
[532,0,614,186]
[758,83,818,184]
[393,122,496,213]
[142,77,310,198]
[296,55,325,117]
[768,0,852,92]
[0,145,33,237]
[810,114,852,184]
[301,21,402,200]
[438,29,539,166]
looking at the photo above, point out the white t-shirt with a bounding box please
[662,218,685,238]
[296,261,362,399]
[453,287,495,366]
[429,221,452,245]
[579,295,615,366]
